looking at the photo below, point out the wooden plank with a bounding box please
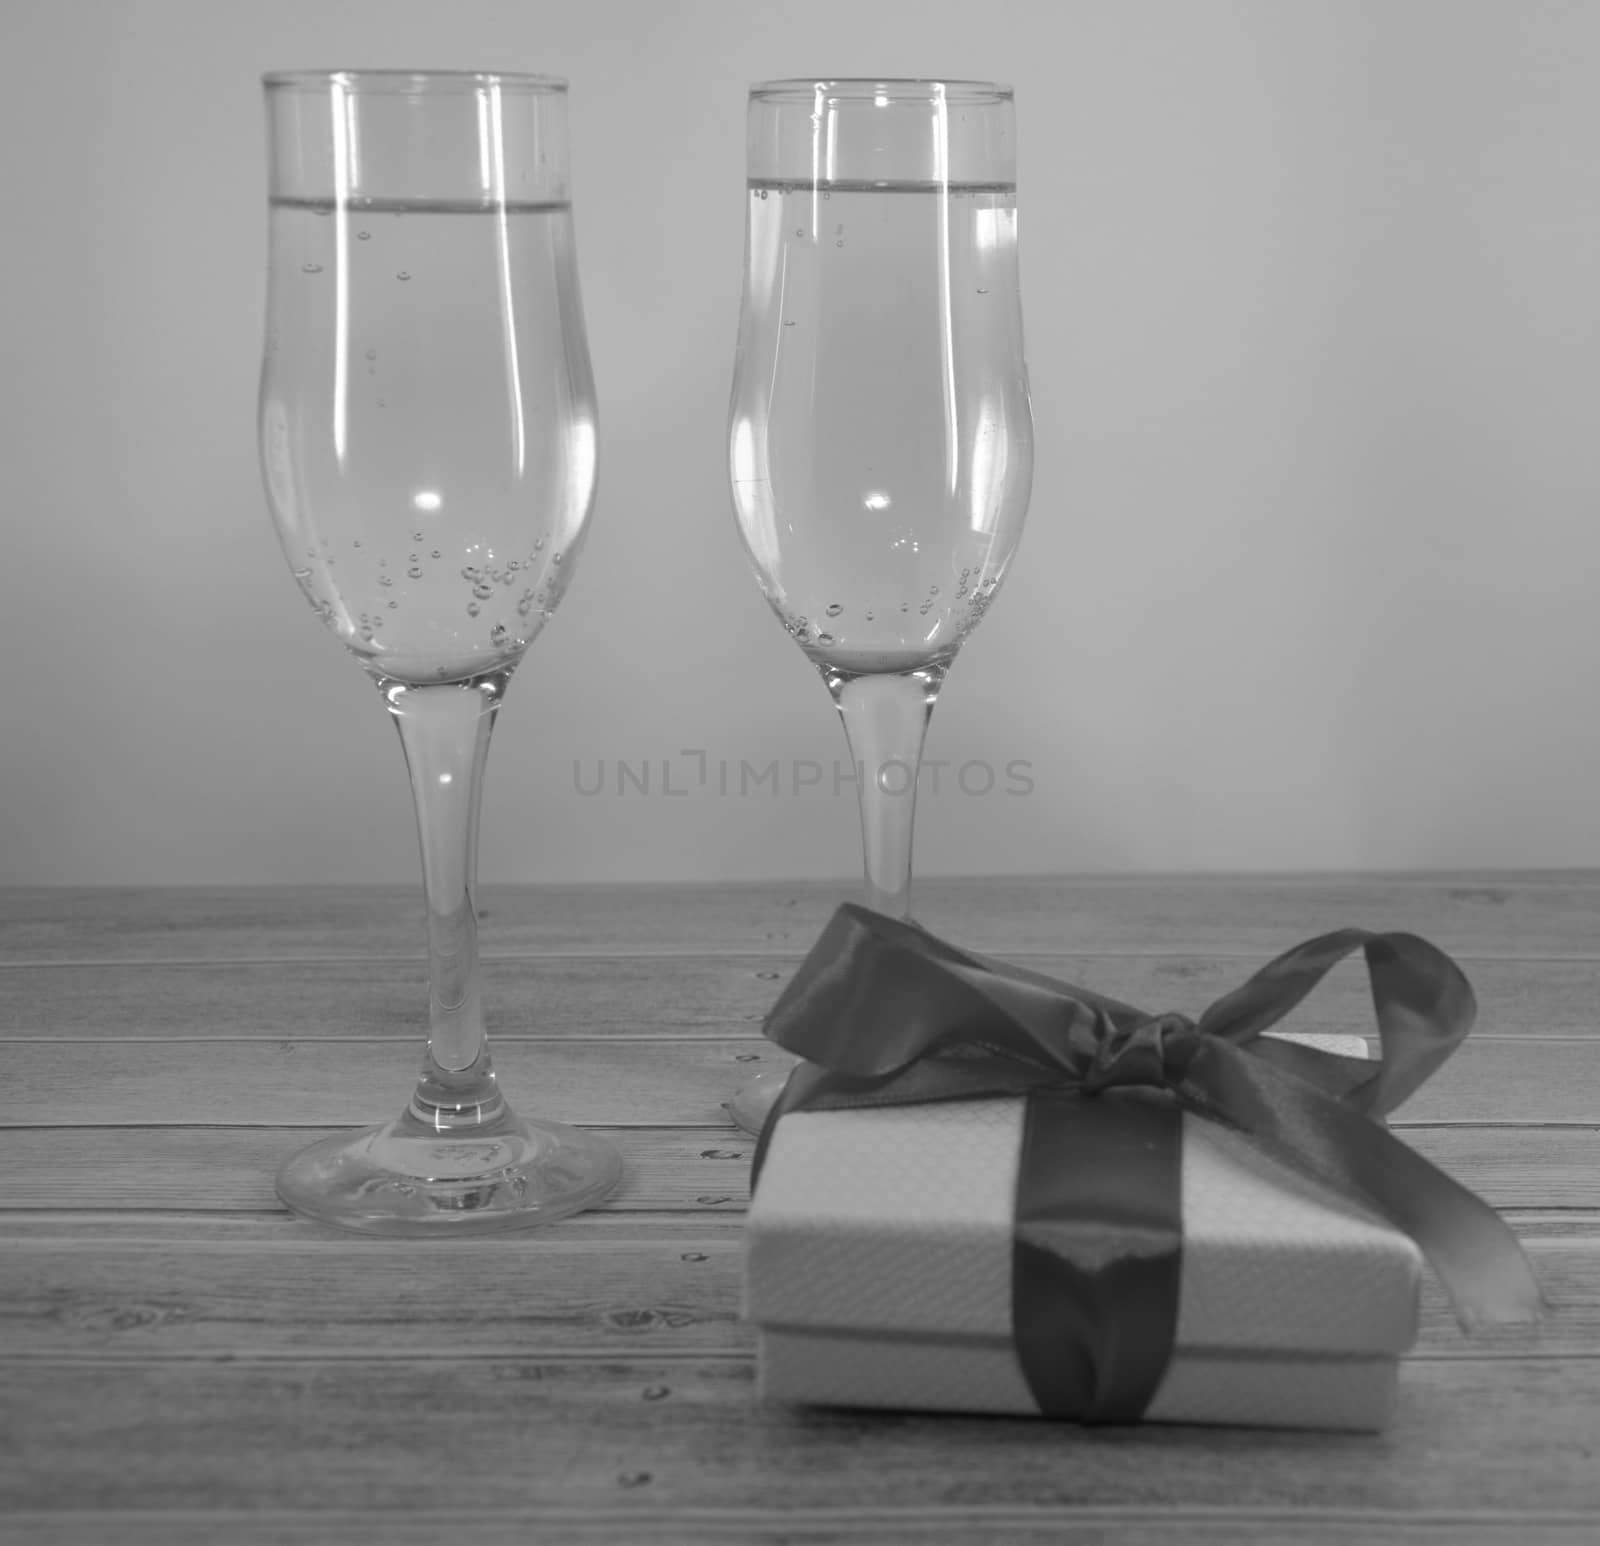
[0,1229,748,1359]
[0,1126,752,1213]
[0,956,782,1038]
[5,1035,1598,1128]
[0,1211,747,1246]
[0,1038,764,1128]
[0,1218,1592,1362]
[7,876,1600,962]
[0,1125,1593,1214]
[5,1513,1600,1546]
[3,1357,1599,1513]
[5,953,1598,1040]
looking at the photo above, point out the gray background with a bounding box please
[3,0,1596,885]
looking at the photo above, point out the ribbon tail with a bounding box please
[1329,1116,1547,1331]
[1179,1041,1546,1330]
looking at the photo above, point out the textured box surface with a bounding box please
[744,1035,1422,1430]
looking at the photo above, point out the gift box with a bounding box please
[741,905,1544,1432]
[746,1035,1419,1431]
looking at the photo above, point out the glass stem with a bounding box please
[381,669,513,1132]
[825,666,945,920]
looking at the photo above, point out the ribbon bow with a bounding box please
[754,905,1545,1342]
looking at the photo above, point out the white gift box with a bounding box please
[744,1035,1422,1431]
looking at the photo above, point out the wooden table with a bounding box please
[2,877,1597,1544]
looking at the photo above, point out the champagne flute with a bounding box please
[258,69,619,1232]
[727,79,1033,1130]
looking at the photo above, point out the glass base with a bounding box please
[728,1065,795,1136]
[276,1107,622,1235]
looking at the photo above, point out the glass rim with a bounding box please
[749,77,1012,105]
[262,69,568,94]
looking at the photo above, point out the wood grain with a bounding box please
[7,875,1600,962]
[0,1037,764,1127]
[0,1125,752,1212]
[0,1217,1592,1361]
[9,1517,1600,1542]
[6,1035,1600,1127]
[5,952,1599,1039]
[0,1124,1595,1212]
[4,1515,1600,1546]
[5,1358,1600,1514]
[0,955,781,1037]
[5,1515,1600,1546]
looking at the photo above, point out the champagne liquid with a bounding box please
[729,181,1032,675]
[260,199,597,684]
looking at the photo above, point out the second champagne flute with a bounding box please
[727,79,1034,1124]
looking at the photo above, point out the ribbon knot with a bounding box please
[755,903,1545,1336]
[1080,1011,1200,1095]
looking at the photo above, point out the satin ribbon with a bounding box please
[752,905,1545,1420]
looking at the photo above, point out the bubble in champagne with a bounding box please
[489,622,509,647]
[467,601,481,618]
[864,610,875,621]
[431,549,441,559]
[396,271,411,281]
[817,632,835,645]
[301,262,322,274]
[825,603,843,617]
[407,565,423,580]
[358,231,370,241]
[472,583,493,602]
